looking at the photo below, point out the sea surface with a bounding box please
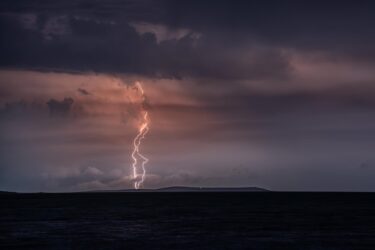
[1,192,374,249]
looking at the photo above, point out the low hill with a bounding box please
[157,186,269,192]
[85,186,270,193]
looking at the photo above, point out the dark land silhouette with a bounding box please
[84,186,269,193]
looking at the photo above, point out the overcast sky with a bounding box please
[1,0,375,192]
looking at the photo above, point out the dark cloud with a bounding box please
[47,97,74,116]
[77,88,90,95]
[0,100,46,120]
[161,1,375,60]
[0,12,290,80]
[1,0,375,78]
[1,101,28,116]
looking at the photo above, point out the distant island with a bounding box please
[157,186,269,192]
[85,186,270,193]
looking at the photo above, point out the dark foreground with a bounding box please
[1,192,375,250]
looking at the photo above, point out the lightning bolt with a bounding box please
[131,82,150,189]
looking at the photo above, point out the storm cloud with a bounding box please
[47,97,74,116]
[1,0,375,191]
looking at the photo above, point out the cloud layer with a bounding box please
[1,1,375,191]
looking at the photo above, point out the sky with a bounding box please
[1,0,375,192]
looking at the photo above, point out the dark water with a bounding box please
[1,192,375,249]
